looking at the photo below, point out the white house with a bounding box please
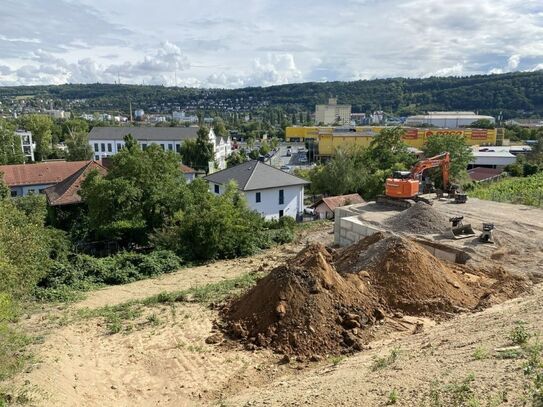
[204,160,309,220]
[87,126,231,170]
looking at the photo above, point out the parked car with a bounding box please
[280,165,290,172]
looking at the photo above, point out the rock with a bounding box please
[310,354,323,362]
[205,333,222,344]
[373,308,386,321]
[342,319,361,329]
[342,331,357,347]
[276,302,287,319]
[360,270,370,278]
[279,354,291,364]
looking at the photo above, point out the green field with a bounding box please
[470,173,543,207]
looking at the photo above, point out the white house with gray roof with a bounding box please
[204,160,309,220]
[88,126,231,170]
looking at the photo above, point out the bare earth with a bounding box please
[5,204,543,406]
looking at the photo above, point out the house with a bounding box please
[180,163,197,183]
[44,161,107,206]
[204,160,309,220]
[0,160,94,197]
[87,126,231,170]
[310,193,365,219]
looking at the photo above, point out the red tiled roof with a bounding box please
[44,161,107,206]
[311,193,365,211]
[180,163,196,174]
[0,161,91,187]
[467,167,504,182]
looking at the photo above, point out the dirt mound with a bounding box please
[384,201,450,234]
[221,233,530,357]
[221,244,379,357]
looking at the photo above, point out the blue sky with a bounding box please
[1,0,542,87]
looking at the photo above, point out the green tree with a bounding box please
[66,130,93,161]
[227,150,248,167]
[81,135,190,243]
[469,119,495,129]
[0,119,24,165]
[259,141,271,156]
[18,115,54,161]
[212,117,228,138]
[180,126,214,173]
[422,134,474,181]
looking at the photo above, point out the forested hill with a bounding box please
[1,70,542,118]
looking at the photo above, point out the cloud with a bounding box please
[1,0,543,87]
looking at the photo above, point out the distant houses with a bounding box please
[87,126,232,170]
[310,193,365,219]
[204,160,309,220]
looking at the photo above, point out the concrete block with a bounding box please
[346,231,359,243]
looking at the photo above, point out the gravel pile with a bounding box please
[384,202,450,234]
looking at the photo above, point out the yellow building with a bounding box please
[285,126,500,158]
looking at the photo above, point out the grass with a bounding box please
[472,346,489,360]
[76,272,263,335]
[509,321,531,346]
[0,326,33,381]
[387,388,399,405]
[371,347,400,371]
[329,355,346,366]
[428,374,481,407]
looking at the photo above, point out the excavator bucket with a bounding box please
[448,224,476,239]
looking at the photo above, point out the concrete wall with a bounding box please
[334,205,470,264]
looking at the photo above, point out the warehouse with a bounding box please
[404,111,495,128]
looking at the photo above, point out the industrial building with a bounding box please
[404,111,495,128]
[285,126,503,158]
[315,98,351,125]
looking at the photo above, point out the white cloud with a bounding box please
[1,0,543,87]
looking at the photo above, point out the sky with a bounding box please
[1,0,543,88]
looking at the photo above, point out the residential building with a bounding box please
[44,161,107,206]
[15,130,35,161]
[315,98,351,125]
[0,160,94,197]
[204,160,309,220]
[310,193,365,220]
[180,164,197,183]
[87,126,231,170]
[172,111,198,123]
[405,111,495,128]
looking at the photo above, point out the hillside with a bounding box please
[1,71,542,118]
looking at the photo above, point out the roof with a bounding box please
[0,161,91,187]
[311,194,365,211]
[88,126,200,141]
[44,161,107,206]
[204,160,310,191]
[473,148,516,158]
[180,163,196,174]
[467,167,504,182]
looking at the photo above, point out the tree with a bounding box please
[470,119,495,129]
[81,135,190,243]
[259,141,271,156]
[0,119,24,165]
[180,126,214,173]
[212,117,228,138]
[422,134,474,181]
[227,150,248,167]
[18,115,54,161]
[66,130,93,161]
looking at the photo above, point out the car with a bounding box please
[280,165,290,172]
[299,156,308,163]
[286,149,292,157]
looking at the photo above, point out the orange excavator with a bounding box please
[377,152,454,209]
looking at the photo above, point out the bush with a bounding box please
[35,250,183,298]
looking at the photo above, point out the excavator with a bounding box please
[377,152,458,209]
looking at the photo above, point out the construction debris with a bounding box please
[220,232,529,357]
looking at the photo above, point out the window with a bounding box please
[279,189,284,205]
[141,143,147,150]
[95,155,100,160]
[101,143,105,152]
[160,144,165,151]
[39,188,45,194]
[214,184,220,194]
[176,144,181,153]
[94,143,99,152]
[256,192,261,203]
[279,210,284,218]
[107,143,112,152]
[168,144,173,151]
[117,143,122,151]
[10,190,17,197]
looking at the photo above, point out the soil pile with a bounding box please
[384,201,450,234]
[221,232,530,357]
[221,244,379,357]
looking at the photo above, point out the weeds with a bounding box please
[523,340,543,406]
[146,313,161,326]
[472,346,489,360]
[329,355,346,366]
[371,347,400,371]
[387,388,399,405]
[427,374,480,407]
[509,321,531,346]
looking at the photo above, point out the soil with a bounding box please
[221,232,531,357]
[384,201,451,234]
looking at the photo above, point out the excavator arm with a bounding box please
[409,152,450,189]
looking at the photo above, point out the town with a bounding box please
[1,1,543,405]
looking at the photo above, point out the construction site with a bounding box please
[5,152,543,406]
